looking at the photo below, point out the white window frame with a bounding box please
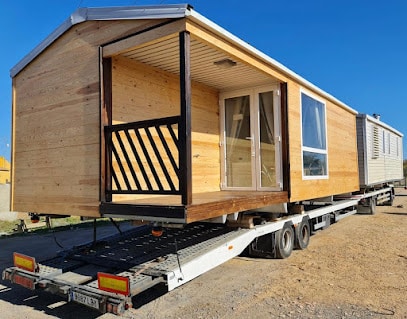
[300,88,329,180]
[220,88,255,191]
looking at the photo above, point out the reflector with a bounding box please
[13,252,36,272]
[97,273,129,296]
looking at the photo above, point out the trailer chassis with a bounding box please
[2,186,394,315]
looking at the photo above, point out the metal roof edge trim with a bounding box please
[10,15,74,78]
[357,113,403,137]
[10,4,190,78]
[187,9,358,115]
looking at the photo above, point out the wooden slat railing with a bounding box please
[105,116,181,200]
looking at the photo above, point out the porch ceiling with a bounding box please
[119,35,277,91]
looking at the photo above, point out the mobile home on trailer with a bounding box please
[11,4,362,223]
[5,5,404,315]
[356,113,403,188]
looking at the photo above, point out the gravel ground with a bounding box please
[0,189,406,319]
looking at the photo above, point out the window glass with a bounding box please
[303,151,327,176]
[301,92,327,177]
[224,95,252,187]
[259,91,275,188]
[302,94,326,149]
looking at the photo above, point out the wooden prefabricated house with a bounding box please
[11,4,361,223]
[356,114,403,188]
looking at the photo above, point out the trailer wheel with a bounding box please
[368,197,376,215]
[275,223,294,259]
[295,219,310,250]
[383,190,394,206]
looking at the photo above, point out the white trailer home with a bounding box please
[356,113,403,188]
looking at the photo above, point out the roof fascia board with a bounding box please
[187,9,357,115]
[10,4,190,78]
[102,19,187,58]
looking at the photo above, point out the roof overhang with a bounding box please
[357,113,403,137]
[10,4,191,78]
[11,3,357,114]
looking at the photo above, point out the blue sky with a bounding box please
[0,0,406,160]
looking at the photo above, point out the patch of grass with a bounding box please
[0,220,19,234]
[0,216,125,238]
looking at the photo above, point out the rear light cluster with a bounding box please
[106,302,132,314]
[2,271,10,281]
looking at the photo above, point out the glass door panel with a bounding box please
[221,87,280,190]
[224,95,253,188]
[258,91,276,188]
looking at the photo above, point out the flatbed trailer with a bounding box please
[2,186,394,315]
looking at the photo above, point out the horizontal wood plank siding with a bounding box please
[111,56,220,201]
[185,191,288,223]
[12,19,169,216]
[287,82,359,202]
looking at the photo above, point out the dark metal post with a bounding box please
[179,31,192,205]
[102,57,113,202]
[280,82,290,197]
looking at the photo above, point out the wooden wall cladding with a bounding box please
[12,20,168,216]
[111,56,220,201]
[287,81,359,202]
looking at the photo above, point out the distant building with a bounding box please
[0,157,11,184]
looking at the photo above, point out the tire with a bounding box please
[383,191,394,206]
[368,197,376,215]
[295,219,310,250]
[275,223,294,259]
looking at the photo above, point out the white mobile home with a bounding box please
[356,114,403,187]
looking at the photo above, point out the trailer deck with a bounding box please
[3,187,394,315]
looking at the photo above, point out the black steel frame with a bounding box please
[104,31,192,206]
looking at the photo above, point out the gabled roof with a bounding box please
[10,4,191,78]
[11,4,357,114]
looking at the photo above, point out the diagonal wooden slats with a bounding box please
[105,116,181,197]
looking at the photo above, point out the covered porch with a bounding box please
[100,18,289,223]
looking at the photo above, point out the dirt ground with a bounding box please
[0,189,406,319]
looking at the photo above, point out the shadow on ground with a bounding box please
[0,281,102,319]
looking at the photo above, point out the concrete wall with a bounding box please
[0,184,13,221]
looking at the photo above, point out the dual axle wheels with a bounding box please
[275,219,310,259]
[246,218,311,259]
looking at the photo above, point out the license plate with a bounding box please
[71,291,100,310]
[13,274,35,290]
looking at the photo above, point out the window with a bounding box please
[301,92,327,178]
